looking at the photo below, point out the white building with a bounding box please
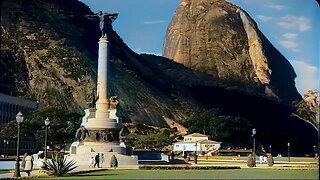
[173,133,221,154]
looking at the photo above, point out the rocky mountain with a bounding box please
[0,0,317,153]
[294,90,319,129]
[163,0,301,104]
[0,0,97,109]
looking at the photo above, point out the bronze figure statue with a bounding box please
[85,11,119,38]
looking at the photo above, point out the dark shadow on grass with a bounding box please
[169,159,188,164]
[69,169,109,176]
[70,173,120,177]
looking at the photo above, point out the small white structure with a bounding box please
[173,133,221,154]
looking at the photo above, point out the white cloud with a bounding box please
[267,4,288,10]
[256,15,272,22]
[291,60,319,94]
[277,15,311,32]
[143,20,167,25]
[279,40,298,49]
[283,33,298,39]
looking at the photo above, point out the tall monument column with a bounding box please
[83,11,121,130]
[69,11,138,169]
[95,37,110,116]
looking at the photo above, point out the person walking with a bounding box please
[94,153,100,168]
[24,153,34,176]
[100,153,105,168]
[89,156,94,168]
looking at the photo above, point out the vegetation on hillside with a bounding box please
[185,109,253,148]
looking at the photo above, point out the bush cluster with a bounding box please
[267,154,274,166]
[110,155,118,168]
[247,153,256,167]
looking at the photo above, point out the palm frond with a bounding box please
[43,152,77,176]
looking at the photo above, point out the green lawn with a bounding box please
[199,156,318,163]
[48,169,318,179]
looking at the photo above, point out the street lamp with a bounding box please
[6,141,9,158]
[44,117,50,159]
[251,128,256,166]
[269,145,272,155]
[194,142,198,155]
[3,140,6,157]
[13,111,24,178]
[313,145,317,159]
[287,142,290,162]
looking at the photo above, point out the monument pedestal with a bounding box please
[69,106,138,169]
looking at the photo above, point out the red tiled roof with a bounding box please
[198,140,221,144]
[184,133,208,137]
[174,139,221,144]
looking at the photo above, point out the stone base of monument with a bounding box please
[71,141,128,155]
[69,152,139,170]
[69,142,138,170]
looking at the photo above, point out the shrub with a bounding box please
[267,154,274,166]
[110,155,118,168]
[43,152,77,176]
[247,153,256,167]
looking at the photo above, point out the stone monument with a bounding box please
[69,11,138,169]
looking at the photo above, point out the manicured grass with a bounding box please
[49,169,318,179]
[199,156,318,163]
[0,170,10,174]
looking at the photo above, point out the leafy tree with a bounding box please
[30,108,82,150]
[125,124,179,150]
[185,109,253,148]
[0,107,82,151]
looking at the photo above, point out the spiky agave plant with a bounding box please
[44,152,77,176]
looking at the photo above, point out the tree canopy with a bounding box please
[0,108,82,151]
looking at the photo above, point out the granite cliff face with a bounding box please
[163,0,301,103]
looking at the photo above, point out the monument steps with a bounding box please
[70,152,139,169]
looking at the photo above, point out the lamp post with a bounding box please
[44,117,50,159]
[287,142,290,162]
[194,142,198,155]
[251,128,256,166]
[13,111,24,178]
[3,140,6,157]
[269,145,272,155]
[6,141,9,158]
[313,145,317,159]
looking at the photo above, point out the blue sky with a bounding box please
[80,0,319,95]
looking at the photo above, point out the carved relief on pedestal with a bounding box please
[75,126,90,142]
[108,96,118,109]
[81,129,120,143]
